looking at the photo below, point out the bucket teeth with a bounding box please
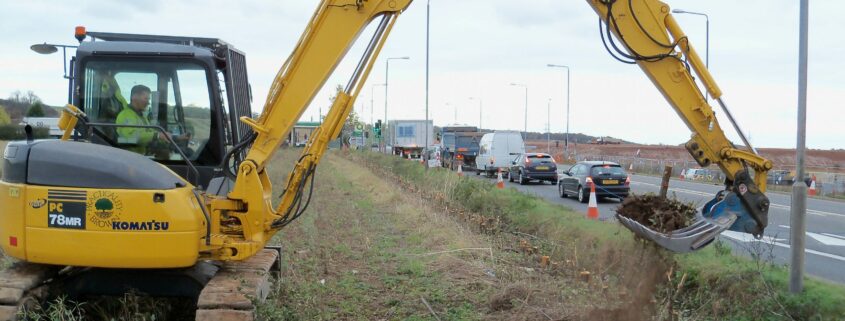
[616,212,737,253]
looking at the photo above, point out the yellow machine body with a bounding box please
[0,181,204,268]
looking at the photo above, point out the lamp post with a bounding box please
[547,64,571,158]
[425,0,433,166]
[385,56,409,153]
[468,97,482,129]
[790,0,809,294]
[446,102,453,124]
[672,9,709,100]
[546,98,552,154]
[509,83,528,139]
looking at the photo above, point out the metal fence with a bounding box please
[573,155,845,198]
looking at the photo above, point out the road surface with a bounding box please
[468,171,845,284]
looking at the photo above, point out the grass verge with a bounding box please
[349,150,845,321]
[260,149,668,320]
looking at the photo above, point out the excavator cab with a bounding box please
[68,31,255,188]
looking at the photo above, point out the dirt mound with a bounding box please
[616,194,697,233]
[489,285,530,312]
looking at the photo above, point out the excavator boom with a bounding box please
[586,0,772,252]
[203,0,413,261]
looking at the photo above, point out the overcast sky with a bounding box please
[1,0,842,149]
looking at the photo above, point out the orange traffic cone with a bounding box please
[496,170,505,189]
[679,169,686,180]
[586,180,599,219]
[457,165,464,177]
[808,176,817,196]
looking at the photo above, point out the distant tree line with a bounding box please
[1,90,60,123]
[430,125,627,145]
[0,90,58,139]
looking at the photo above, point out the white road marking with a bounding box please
[807,232,845,247]
[777,225,845,246]
[721,230,785,243]
[822,233,845,241]
[720,231,845,262]
[768,203,843,218]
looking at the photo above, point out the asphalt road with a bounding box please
[467,170,845,284]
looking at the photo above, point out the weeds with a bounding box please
[17,292,191,321]
[19,297,85,321]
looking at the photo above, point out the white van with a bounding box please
[475,131,525,177]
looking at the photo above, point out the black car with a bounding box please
[508,153,558,185]
[558,161,630,203]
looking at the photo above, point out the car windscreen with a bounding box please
[591,165,625,176]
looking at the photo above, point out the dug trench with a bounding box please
[253,150,677,321]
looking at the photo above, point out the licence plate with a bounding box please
[536,166,549,170]
[603,179,619,185]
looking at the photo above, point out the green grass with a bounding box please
[350,150,845,321]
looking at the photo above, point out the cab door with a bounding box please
[561,164,582,194]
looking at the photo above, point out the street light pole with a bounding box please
[547,64,571,158]
[385,56,409,153]
[547,98,551,154]
[469,97,482,129]
[425,0,431,165]
[790,0,809,294]
[672,9,709,101]
[509,83,528,139]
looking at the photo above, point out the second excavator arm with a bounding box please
[586,0,773,252]
[201,0,412,261]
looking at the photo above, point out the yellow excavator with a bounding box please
[0,0,770,318]
[1,0,413,318]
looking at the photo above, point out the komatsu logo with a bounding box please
[112,221,170,231]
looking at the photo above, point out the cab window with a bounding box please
[82,60,212,162]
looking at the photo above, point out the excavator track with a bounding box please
[0,262,59,321]
[0,248,278,320]
[195,248,281,321]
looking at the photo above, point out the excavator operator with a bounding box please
[116,85,167,154]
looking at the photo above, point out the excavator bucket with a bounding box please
[616,191,749,253]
